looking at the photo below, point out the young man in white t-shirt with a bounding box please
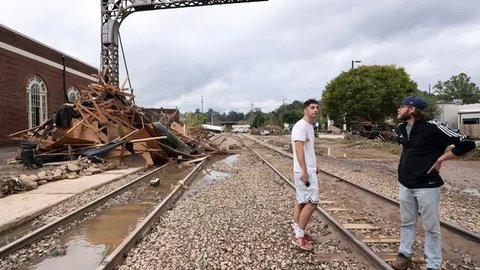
[291,99,320,251]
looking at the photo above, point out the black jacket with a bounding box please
[395,120,476,189]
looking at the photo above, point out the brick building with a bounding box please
[0,24,98,145]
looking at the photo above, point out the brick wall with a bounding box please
[0,26,98,145]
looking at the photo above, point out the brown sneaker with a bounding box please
[391,253,413,270]
[292,236,313,251]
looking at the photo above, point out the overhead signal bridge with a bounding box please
[101,0,267,86]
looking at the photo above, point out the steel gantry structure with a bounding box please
[101,0,267,86]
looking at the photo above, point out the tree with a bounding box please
[434,73,480,104]
[185,112,206,127]
[227,111,245,122]
[281,109,303,125]
[322,65,418,129]
[251,112,266,128]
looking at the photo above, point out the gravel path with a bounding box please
[319,157,480,234]
[117,150,369,270]
[256,135,480,234]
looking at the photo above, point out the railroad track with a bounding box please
[238,134,480,269]
[0,160,205,270]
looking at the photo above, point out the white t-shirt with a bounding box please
[291,118,317,172]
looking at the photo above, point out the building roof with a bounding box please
[1,24,97,70]
[458,109,480,114]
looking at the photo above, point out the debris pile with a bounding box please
[9,76,218,167]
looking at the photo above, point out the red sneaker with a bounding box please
[292,236,313,251]
[304,232,316,244]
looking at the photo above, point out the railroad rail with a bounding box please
[238,134,479,269]
[97,160,204,270]
[0,160,205,269]
[236,135,393,269]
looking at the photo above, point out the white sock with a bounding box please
[295,227,305,238]
[292,222,299,235]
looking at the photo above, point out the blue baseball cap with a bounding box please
[402,96,426,110]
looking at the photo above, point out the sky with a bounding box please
[2,0,480,113]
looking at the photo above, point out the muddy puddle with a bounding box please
[181,155,234,198]
[21,156,234,270]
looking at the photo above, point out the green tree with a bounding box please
[281,109,303,125]
[185,112,206,127]
[434,73,480,104]
[251,112,266,128]
[263,112,280,126]
[227,111,245,122]
[322,65,418,129]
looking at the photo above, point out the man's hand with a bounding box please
[427,159,443,174]
[300,170,308,183]
[428,151,455,174]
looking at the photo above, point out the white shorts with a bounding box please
[294,171,319,204]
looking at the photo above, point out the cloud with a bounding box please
[2,0,480,113]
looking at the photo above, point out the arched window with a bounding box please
[67,86,80,103]
[26,75,48,128]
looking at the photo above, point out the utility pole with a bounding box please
[351,60,361,70]
[211,100,214,125]
[251,103,254,113]
[282,98,287,111]
[201,96,204,113]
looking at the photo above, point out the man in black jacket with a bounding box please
[391,96,476,270]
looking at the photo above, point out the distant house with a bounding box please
[458,108,480,139]
[436,101,480,138]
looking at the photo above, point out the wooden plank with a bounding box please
[27,137,55,148]
[129,136,167,143]
[325,207,349,212]
[118,129,139,141]
[360,237,400,243]
[342,223,380,230]
[67,119,85,134]
[184,156,208,164]
[107,122,120,141]
[319,200,335,204]
[88,93,109,124]
[110,115,136,130]
[142,152,154,166]
[8,124,42,137]
[78,103,107,125]
[170,122,184,134]
[47,136,96,149]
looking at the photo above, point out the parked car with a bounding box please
[260,130,270,136]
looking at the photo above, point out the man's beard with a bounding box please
[398,111,412,121]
